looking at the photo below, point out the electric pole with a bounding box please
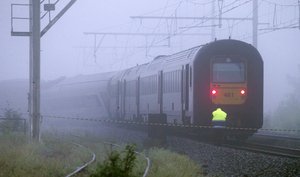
[253,0,258,48]
[211,0,216,41]
[298,0,300,30]
[11,0,77,142]
[28,1,33,138]
[31,0,41,141]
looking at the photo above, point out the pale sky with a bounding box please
[0,0,300,112]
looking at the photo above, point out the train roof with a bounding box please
[111,45,202,81]
[147,45,201,70]
[110,39,260,81]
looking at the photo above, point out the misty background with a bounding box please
[0,0,299,129]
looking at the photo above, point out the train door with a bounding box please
[115,80,121,119]
[185,64,189,113]
[136,77,140,121]
[121,79,126,120]
[181,64,190,124]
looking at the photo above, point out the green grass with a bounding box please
[145,148,203,177]
[0,133,91,177]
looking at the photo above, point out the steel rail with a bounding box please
[254,132,300,141]
[222,142,300,159]
[65,143,96,177]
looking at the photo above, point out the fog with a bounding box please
[0,0,299,114]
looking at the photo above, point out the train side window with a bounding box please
[175,71,177,92]
[164,71,183,93]
[177,70,179,91]
[142,79,144,95]
[175,71,177,91]
[175,70,178,92]
[153,76,156,94]
[141,77,146,95]
[164,74,168,93]
[150,76,152,94]
[145,77,151,95]
[155,76,157,93]
[149,76,151,94]
[167,72,170,93]
[144,79,146,95]
[190,67,192,87]
[164,73,167,93]
[173,71,176,92]
[170,72,172,92]
[172,72,174,92]
[168,73,171,93]
[153,75,155,94]
[163,72,168,93]
[163,73,167,93]
[148,77,151,94]
[170,73,172,92]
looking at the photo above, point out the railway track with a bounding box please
[68,134,151,177]
[222,141,300,159]
[66,143,96,177]
[254,132,300,141]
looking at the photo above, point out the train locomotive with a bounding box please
[108,39,263,133]
[42,39,263,138]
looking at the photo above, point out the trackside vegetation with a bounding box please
[0,134,91,177]
[0,108,25,134]
[90,145,137,177]
[264,66,300,133]
[88,143,203,177]
[0,107,202,177]
[146,148,203,177]
[0,133,204,177]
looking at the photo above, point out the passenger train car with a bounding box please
[42,39,263,137]
[108,39,263,130]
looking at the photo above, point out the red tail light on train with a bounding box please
[241,89,245,95]
[211,89,217,95]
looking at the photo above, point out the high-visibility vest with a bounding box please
[212,108,227,121]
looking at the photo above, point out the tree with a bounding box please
[272,64,300,130]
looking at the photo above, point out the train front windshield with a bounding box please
[212,61,245,83]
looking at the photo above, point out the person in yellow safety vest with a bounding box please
[212,108,227,127]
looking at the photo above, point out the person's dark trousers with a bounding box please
[212,120,226,144]
[212,120,226,127]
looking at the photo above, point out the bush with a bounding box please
[0,108,25,134]
[91,144,137,177]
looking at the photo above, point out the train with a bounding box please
[42,39,263,138]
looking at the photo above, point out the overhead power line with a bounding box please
[259,23,300,31]
[84,32,209,36]
[84,31,210,59]
[261,0,299,7]
[131,16,253,21]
